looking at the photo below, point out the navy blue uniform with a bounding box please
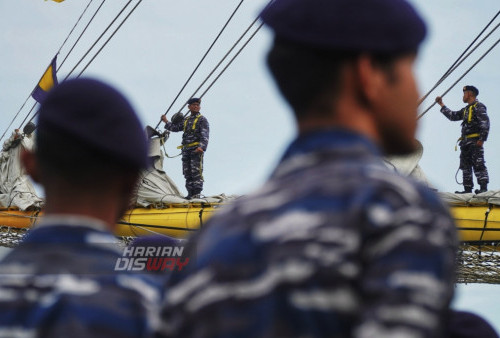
[158,129,458,338]
[441,100,489,190]
[165,112,209,196]
[0,216,161,337]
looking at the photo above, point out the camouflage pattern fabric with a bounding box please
[441,100,489,189]
[460,144,489,189]
[0,222,161,338]
[182,151,204,196]
[157,129,458,338]
[165,112,209,195]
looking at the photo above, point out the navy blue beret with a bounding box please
[37,78,148,169]
[260,0,427,53]
[463,85,479,96]
[187,98,201,105]
[448,311,498,338]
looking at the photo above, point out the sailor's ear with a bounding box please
[355,54,386,104]
[20,149,40,183]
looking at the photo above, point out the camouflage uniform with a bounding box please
[158,130,458,338]
[440,100,489,191]
[165,112,209,197]
[0,217,161,337]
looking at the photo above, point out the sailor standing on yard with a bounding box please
[436,85,490,194]
[161,98,209,199]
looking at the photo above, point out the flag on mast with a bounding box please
[32,56,58,104]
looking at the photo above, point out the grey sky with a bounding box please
[1,0,499,331]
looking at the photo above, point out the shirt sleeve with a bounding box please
[440,106,464,121]
[164,120,184,132]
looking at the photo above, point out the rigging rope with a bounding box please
[59,0,106,70]
[29,0,142,126]
[417,35,500,120]
[63,0,134,81]
[0,0,97,144]
[77,0,144,77]
[21,103,38,127]
[156,0,246,130]
[171,16,261,118]
[199,23,264,100]
[418,10,500,106]
[57,0,95,55]
[24,0,143,124]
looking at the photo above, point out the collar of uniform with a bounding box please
[35,214,110,233]
[281,128,381,160]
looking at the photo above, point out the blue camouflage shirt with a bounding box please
[0,216,162,338]
[440,100,489,145]
[158,129,458,338]
[165,112,209,152]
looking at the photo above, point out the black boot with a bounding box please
[455,187,472,194]
[184,190,194,200]
[475,184,488,194]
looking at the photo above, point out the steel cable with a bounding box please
[158,0,246,130]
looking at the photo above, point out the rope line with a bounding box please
[0,0,99,143]
[199,23,263,100]
[418,36,500,120]
[157,0,246,130]
[63,0,134,81]
[172,16,261,117]
[479,205,493,242]
[0,97,32,143]
[77,0,144,77]
[59,0,106,70]
[58,0,95,55]
[118,220,198,232]
[24,0,142,123]
[418,10,500,106]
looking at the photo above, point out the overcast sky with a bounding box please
[1,0,499,331]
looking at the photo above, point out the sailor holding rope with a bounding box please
[436,85,490,194]
[161,98,209,200]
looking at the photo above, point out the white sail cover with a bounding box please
[384,140,500,206]
[384,140,430,186]
[0,131,43,210]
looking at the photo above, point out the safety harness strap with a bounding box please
[463,102,478,123]
[183,114,202,132]
[455,133,481,151]
[177,141,200,149]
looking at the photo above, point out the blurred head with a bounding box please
[261,0,427,155]
[24,78,148,214]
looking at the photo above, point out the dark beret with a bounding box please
[448,311,498,338]
[260,0,427,53]
[187,98,201,105]
[463,85,479,96]
[37,78,148,169]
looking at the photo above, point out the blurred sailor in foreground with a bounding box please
[436,86,490,194]
[157,0,498,337]
[0,78,160,337]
